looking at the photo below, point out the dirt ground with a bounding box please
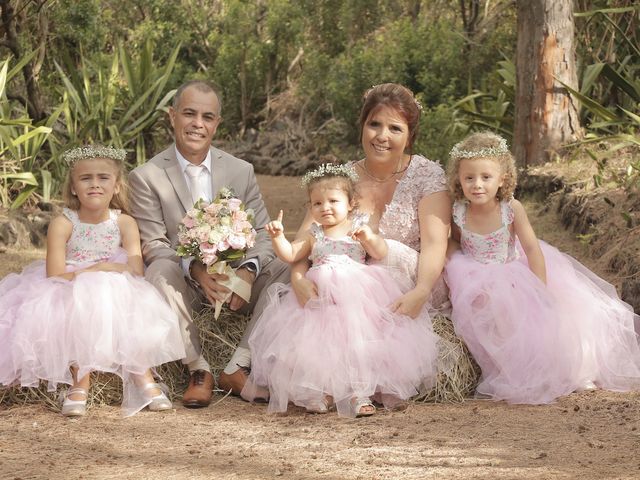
[1,175,640,480]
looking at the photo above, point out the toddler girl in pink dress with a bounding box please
[243,164,442,417]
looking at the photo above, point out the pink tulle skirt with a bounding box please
[445,241,640,404]
[243,260,441,417]
[370,239,450,313]
[0,250,185,416]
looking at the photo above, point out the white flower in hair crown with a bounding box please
[449,137,510,159]
[63,145,127,166]
[301,163,359,186]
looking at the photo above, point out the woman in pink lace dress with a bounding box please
[291,83,451,318]
[243,84,451,407]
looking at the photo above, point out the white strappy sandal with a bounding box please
[352,397,376,418]
[305,396,335,414]
[143,383,173,411]
[61,387,88,417]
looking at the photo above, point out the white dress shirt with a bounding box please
[175,146,260,280]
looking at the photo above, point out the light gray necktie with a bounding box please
[185,164,205,205]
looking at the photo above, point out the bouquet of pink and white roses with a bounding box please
[177,187,257,317]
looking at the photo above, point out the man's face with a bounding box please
[169,86,221,164]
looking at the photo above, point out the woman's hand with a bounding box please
[390,287,429,318]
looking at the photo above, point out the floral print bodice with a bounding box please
[63,208,121,266]
[453,200,520,264]
[376,155,447,251]
[308,218,367,268]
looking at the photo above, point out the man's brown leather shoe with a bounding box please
[219,367,270,403]
[217,367,249,396]
[182,370,214,408]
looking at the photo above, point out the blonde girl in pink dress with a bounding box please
[445,131,640,404]
[243,164,442,417]
[0,146,185,416]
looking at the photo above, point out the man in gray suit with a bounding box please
[130,80,286,407]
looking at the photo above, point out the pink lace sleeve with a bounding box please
[411,157,447,196]
[379,155,448,251]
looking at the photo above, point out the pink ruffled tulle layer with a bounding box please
[0,250,185,416]
[446,240,640,404]
[243,261,441,417]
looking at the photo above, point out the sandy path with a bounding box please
[1,175,639,480]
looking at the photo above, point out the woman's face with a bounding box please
[361,105,410,164]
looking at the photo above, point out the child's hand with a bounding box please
[351,224,375,244]
[265,210,285,238]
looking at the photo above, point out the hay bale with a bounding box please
[416,313,481,403]
[0,372,125,412]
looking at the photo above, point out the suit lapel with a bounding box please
[210,147,228,199]
[162,145,193,211]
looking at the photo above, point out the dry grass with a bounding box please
[419,314,481,403]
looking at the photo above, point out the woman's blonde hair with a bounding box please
[62,145,130,213]
[446,131,517,201]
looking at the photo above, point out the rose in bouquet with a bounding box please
[177,187,257,318]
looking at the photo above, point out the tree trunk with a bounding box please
[514,0,582,167]
[0,0,47,123]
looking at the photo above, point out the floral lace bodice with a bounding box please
[376,155,447,251]
[453,200,520,264]
[308,221,367,268]
[63,208,122,266]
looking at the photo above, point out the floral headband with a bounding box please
[301,163,359,186]
[63,145,127,167]
[449,136,510,160]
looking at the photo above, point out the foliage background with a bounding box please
[0,0,637,208]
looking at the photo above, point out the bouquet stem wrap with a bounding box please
[207,261,252,319]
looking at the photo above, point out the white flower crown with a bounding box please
[449,136,510,160]
[301,163,359,186]
[63,145,127,166]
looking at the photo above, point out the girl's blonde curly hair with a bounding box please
[446,131,517,201]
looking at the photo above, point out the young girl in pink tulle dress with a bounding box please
[445,131,640,404]
[0,145,185,417]
[242,164,442,417]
